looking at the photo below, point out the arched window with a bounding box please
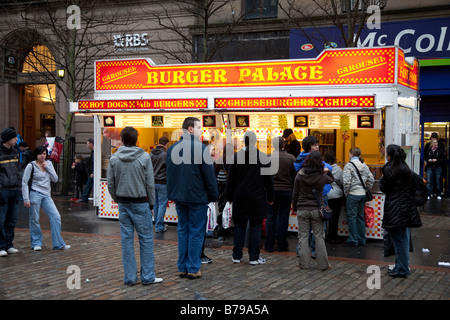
[22,44,55,73]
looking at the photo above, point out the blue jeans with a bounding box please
[346,194,366,246]
[0,189,19,251]
[29,191,66,249]
[388,227,410,276]
[118,202,156,285]
[81,175,93,201]
[233,218,262,261]
[265,190,292,251]
[426,166,442,195]
[154,184,168,232]
[175,201,207,273]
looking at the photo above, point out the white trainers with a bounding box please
[0,250,7,257]
[152,277,163,284]
[55,245,71,250]
[33,246,42,251]
[249,257,266,265]
[7,248,19,254]
[143,278,163,285]
[232,257,240,264]
[437,196,442,200]
[388,264,410,271]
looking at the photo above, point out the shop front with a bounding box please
[71,46,419,240]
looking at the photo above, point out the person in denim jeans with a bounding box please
[166,117,218,279]
[0,127,21,257]
[343,147,374,247]
[424,139,445,199]
[108,127,162,286]
[22,146,70,251]
[150,136,169,233]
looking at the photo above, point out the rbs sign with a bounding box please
[113,33,149,52]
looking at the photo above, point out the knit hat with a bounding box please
[1,127,17,142]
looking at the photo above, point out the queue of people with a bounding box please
[0,122,426,285]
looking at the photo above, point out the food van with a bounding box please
[71,46,419,240]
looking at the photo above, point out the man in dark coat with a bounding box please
[226,131,274,265]
[78,138,94,203]
[282,128,301,158]
[264,136,296,252]
[150,136,169,233]
[166,117,218,279]
[0,127,21,257]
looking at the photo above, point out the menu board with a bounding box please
[308,114,341,129]
[308,113,381,129]
[157,114,204,128]
[249,114,280,128]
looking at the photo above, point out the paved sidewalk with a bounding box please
[1,229,448,302]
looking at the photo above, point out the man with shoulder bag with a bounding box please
[343,147,375,247]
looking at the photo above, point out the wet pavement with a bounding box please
[0,195,448,306]
[14,196,450,270]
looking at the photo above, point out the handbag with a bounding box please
[364,205,375,228]
[349,161,373,202]
[312,188,332,221]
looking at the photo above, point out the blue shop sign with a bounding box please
[290,17,450,59]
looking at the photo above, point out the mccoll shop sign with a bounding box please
[290,17,450,59]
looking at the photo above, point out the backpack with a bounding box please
[412,171,428,207]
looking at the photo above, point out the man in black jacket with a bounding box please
[0,127,21,257]
[78,138,94,203]
[150,136,169,233]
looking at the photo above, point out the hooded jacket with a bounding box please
[379,162,422,229]
[294,151,332,196]
[292,169,334,211]
[150,145,167,184]
[0,142,21,191]
[107,146,155,205]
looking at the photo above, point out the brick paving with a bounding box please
[0,228,448,302]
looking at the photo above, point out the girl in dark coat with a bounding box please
[226,131,274,265]
[379,144,422,278]
[292,151,334,270]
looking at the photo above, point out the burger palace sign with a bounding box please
[79,47,417,111]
